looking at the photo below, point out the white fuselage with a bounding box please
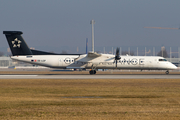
[11,54,177,70]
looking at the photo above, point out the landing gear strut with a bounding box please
[165,70,169,75]
[89,70,96,75]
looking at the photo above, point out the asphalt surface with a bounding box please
[0,74,180,79]
[0,68,180,79]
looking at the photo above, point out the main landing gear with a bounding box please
[165,70,169,75]
[89,69,96,75]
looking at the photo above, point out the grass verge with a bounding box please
[0,79,180,119]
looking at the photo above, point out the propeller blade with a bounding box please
[116,60,117,69]
[116,48,119,57]
[115,47,120,60]
[115,47,120,69]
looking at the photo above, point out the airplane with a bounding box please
[3,31,177,74]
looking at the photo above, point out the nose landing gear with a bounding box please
[165,70,169,74]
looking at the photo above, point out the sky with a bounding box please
[1,0,180,54]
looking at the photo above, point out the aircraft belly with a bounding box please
[118,64,143,69]
[66,63,85,68]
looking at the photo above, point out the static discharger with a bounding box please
[144,27,179,30]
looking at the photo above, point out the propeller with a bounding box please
[114,47,121,68]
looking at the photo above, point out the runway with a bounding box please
[0,74,180,79]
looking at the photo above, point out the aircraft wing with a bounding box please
[76,52,101,62]
[66,52,102,69]
[87,52,101,57]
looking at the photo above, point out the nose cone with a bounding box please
[168,63,177,70]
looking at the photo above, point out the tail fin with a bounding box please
[3,31,32,56]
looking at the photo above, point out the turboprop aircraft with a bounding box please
[3,31,177,74]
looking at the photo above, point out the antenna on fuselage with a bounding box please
[90,19,95,53]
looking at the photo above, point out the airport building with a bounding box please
[0,57,12,67]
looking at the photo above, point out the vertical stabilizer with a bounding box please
[3,31,32,56]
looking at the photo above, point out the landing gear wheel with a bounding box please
[165,70,169,75]
[89,70,96,75]
[94,70,96,74]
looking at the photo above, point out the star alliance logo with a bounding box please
[12,38,21,48]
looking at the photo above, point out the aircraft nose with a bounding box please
[169,63,177,70]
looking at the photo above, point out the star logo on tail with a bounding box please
[12,38,21,48]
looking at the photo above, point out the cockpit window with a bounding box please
[159,59,167,61]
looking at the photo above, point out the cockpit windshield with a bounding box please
[159,59,167,62]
